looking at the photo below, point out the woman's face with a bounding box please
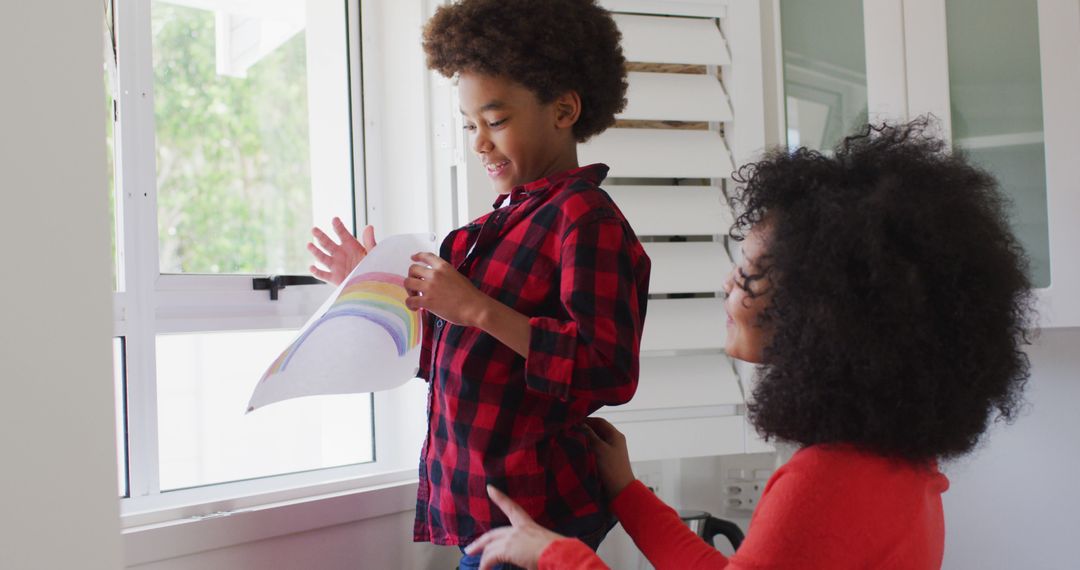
[722,224,773,363]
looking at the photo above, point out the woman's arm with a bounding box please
[585,418,731,569]
[463,486,615,570]
[612,481,731,569]
[469,419,738,569]
[464,486,577,570]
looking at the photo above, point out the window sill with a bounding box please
[123,470,418,566]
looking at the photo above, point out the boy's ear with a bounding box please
[553,90,582,130]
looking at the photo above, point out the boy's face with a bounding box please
[458,72,579,195]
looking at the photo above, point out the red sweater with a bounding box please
[539,445,949,569]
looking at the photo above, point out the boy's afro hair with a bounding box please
[422,0,628,142]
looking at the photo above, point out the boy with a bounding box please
[308,0,649,566]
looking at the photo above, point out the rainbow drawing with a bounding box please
[260,271,421,380]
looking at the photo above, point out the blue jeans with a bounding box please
[458,521,614,570]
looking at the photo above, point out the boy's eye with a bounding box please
[488,118,507,128]
[463,123,477,132]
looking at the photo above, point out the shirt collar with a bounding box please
[492,163,610,209]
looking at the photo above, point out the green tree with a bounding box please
[152,3,317,275]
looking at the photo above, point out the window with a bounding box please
[779,0,868,152]
[108,0,385,509]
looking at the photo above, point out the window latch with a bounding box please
[252,275,322,300]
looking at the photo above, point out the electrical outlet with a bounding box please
[635,461,664,498]
[722,469,770,513]
[639,472,661,496]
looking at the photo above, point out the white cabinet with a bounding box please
[863,0,1080,328]
[1034,0,1080,328]
[782,0,1079,327]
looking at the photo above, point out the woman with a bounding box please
[463,120,1034,569]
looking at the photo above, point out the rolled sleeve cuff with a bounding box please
[525,315,577,400]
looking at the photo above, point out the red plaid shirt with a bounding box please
[413,164,651,545]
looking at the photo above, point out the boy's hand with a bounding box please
[584,417,636,500]
[464,485,566,570]
[307,217,375,286]
[405,252,491,327]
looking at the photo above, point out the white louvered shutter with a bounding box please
[445,2,770,461]
[585,2,767,461]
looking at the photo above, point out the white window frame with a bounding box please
[111,0,433,550]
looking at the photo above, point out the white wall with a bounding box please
[942,327,1080,569]
[0,2,125,569]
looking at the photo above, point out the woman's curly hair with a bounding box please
[422,0,627,142]
[730,119,1035,462]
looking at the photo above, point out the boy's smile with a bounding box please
[458,72,581,195]
[484,158,511,180]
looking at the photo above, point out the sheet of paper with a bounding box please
[248,232,438,412]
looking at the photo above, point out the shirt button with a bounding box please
[435,318,445,329]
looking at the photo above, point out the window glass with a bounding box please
[946,0,1050,287]
[156,330,374,491]
[151,1,352,275]
[780,0,868,152]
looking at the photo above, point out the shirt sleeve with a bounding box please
[612,480,733,570]
[538,538,612,570]
[524,213,649,404]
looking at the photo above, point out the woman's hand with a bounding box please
[464,485,567,570]
[404,252,492,327]
[584,417,636,500]
[307,217,376,286]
